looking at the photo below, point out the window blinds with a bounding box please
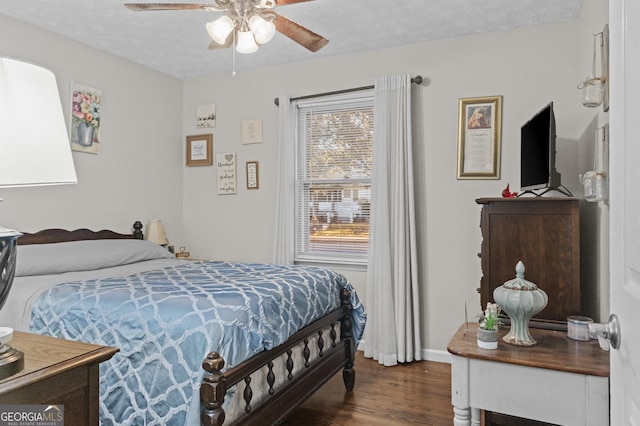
[294,91,374,263]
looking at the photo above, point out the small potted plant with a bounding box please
[477,302,503,350]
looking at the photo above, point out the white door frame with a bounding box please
[609,0,640,424]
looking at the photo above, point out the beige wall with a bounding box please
[181,0,609,356]
[0,0,609,358]
[0,13,184,237]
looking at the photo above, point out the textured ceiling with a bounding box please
[0,0,582,80]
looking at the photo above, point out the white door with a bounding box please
[609,0,640,424]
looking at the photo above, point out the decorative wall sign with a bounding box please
[70,82,102,154]
[246,161,259,189]
[197,104,216,128]
[241,119,263,144]
[457,95,502,179]
[186,134,213,166]
[216,152,237,194]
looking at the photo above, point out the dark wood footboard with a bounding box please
[201,288,357,426]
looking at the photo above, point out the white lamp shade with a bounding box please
[236,30,259,54]
[206,15,234,45]
[249,15,276,44]
[0,58,77,188]
[145,220,168,245]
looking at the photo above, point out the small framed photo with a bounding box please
[186,134,213,166]
[246,161,259,190]
[197,104,216,128]
[457,96,502,179]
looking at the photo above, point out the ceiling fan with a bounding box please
[124,0,328,53]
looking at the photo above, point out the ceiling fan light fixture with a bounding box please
[236,30,259,54]
[248,14,276,45]
[206,15,234,45]
[126,1,329,54]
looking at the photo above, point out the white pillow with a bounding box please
[16,239,175,277]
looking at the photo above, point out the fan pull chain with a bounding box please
[232,31,237,80]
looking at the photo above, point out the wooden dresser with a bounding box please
[476,197,580,328]
[0,331,118,425]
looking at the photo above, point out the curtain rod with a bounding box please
[273,75,423,106]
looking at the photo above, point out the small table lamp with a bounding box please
[0,57,78,379]
[145,220,169,247]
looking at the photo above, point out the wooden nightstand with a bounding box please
[448,323,609,425]
[0,331,118,426]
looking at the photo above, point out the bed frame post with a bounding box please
[132,221,143,240]
[340,288,356,391]
[201,352,227,426]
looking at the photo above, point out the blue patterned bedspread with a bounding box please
[29,261,366,425]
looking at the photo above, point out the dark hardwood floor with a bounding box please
[282,351,453,425]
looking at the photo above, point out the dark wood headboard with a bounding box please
[18,221,144,245]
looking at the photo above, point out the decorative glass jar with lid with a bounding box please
[493,261,548,346]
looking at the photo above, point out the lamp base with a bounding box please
[0,343,24,380]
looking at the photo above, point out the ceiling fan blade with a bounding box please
[276,0,316,5]
[274,13,328,52]
[124,3,224,12]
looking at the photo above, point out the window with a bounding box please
[294,91,374,265]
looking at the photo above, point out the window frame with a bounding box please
[293,90,374,266]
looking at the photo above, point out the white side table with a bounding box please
[448,323,609,426]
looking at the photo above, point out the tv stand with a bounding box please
[518,185,573,197]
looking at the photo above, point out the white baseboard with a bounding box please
[356,341,452,365]
[422,348,452,364]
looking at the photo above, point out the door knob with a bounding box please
[588,314,621,351]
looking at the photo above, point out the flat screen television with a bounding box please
[520,102,567,195]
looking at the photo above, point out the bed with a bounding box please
[2,222,366,425]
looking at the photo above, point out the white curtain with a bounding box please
[272,94,296,265]
[363,75,421,366]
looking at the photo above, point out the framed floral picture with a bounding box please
[70,82,101,154]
